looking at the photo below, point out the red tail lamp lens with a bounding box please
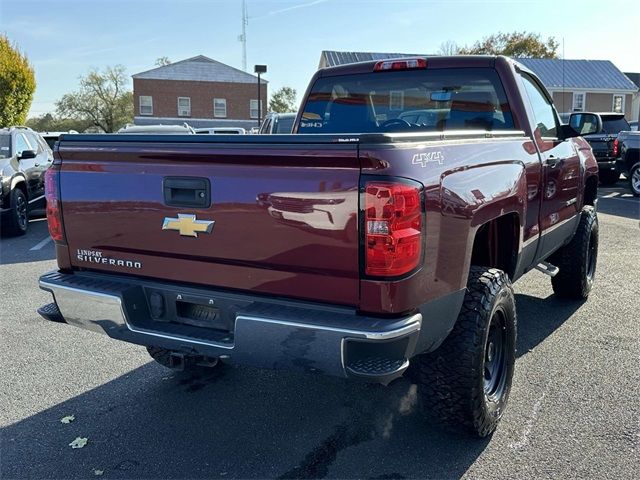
[364,181,423,276]
[45,167,65,242]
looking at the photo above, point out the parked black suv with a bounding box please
[0,127,52,235]
[566,112,631,185]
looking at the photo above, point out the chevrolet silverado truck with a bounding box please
[38,56,600,437]
[568,112,630,185]
[614,130,640,196]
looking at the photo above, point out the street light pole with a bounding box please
[254,64,267,128]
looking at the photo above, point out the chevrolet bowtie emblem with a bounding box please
[162,214,215,237]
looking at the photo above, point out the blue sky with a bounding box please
[2,0,639,117]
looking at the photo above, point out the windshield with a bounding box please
[0,134,10,159]
[298,68,514,134]
[601,117,630,134]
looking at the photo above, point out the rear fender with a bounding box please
[438,162,526,282]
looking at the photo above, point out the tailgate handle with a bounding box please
[163,177,211,208]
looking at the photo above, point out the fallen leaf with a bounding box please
[69,437,88,449]
[93,469,104,476]
[60,415,75,424]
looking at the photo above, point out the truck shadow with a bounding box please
[515,293,585,357]
[2,361,489,479]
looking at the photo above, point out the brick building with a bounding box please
[132,55,267,129]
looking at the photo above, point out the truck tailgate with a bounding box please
[57,137,361,306]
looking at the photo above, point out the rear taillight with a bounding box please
[45,166,65,243]
[364,181,423,277]
[612,138,619,157]
[373,58,427,72]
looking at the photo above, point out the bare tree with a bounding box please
[437,40,460,56]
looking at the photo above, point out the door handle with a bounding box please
[34,163,40,167]
[163,177,211,208]
[546,156,562,168]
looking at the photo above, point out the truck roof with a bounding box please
[316,55,505,77]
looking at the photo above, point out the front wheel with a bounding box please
[629,163,640,197]
[3,188,28,236]
[412,267,517,437]
[550,205,598,299]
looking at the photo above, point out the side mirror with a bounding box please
[568,113,601,136]
[18,149,37,160]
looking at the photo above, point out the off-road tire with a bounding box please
[3,188,28,236]
[412,267,517,437]
[147,346,221,372]
[629,162,640,197]
[550,205,598,299]
[598,169,619,186]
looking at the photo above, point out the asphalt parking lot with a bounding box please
[1,185,638,480]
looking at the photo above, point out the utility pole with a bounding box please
[254,65,267,127]
[239,0,248,72]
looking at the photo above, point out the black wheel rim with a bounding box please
[16,194,27,229]
[484,309,507,400]
[586,228,597,281]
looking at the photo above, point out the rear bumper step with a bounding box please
[38,270,421,384]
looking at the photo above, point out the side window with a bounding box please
[26,133,43,153]
[14,134,31,156]
[521,74,558,138]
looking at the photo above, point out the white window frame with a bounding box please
[178,97,191,117]
[572,92,585,112]
[213,98,227,118]
[250,99,262,119]
[389,90,404,111]
[139,96,153,116]
[612,94,625,114]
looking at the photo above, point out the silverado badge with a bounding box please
[162,214,215,237]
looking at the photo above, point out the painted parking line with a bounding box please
[30,236,53,251]
[598,195,639,204]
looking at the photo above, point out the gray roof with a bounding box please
[133,55,267,84]
[319,50,425,69]
[517,58,637,92]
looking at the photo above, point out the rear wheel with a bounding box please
[412,267,516,437]
[550,206,598,299]
[629,163,640,197]
[598,169,619,186]
[3,188,28,236]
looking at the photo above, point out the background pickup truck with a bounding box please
[615,130,640,196]
[567,112,630,185]
[39,56,600,437]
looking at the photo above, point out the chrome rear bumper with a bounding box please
[39,271,421,383]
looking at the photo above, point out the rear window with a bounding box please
[601,117,630,134]
[274,116,295,134]
[298,68,515,134]
[0,134,10,159]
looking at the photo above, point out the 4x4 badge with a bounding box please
[412,151,444,167]
[162,214,215,237]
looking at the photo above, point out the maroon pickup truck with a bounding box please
[39,56,600,437]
